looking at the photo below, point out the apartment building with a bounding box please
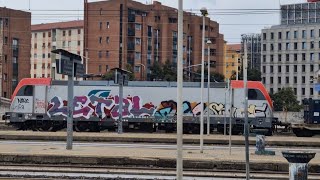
[223,44,241,80]
[31,20,84,80]
[261,1,320,102]
[84,0,224,80]
[0,8,31,98]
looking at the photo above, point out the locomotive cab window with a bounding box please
[248,89,265,100]
[17,85,34,96]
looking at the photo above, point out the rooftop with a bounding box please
[31,20,84,31]
[227,44,241,51]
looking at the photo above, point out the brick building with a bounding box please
[223,44,241,80]
[0,8,31,98]
[31,20,84,80]
[84,0,224,80]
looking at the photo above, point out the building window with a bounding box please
[262,77,266,84]
[106,65,109,72]
[107,22,110,29]
[311,53,314,61]
[134,66,140,72]
[311,65,314,72]
[78,29,81,34]
[34,43,37,49]
[302,88,305,95]
[286,77,289,83]
[98,51,102,58]
[34,33,37,38]
[278,43,282,51]
[294,76,297,83]
[294,42,298,50]
[294,88,297,95]
[263,55,266,62]
[263,66,266,73]
[63,30,66,36]
[302,76,305,84]
[135,52,141,60]
[42,74,45,78]
[277,54,280,61]
[270,88,274,94]
[106,37,110,44]
[278,66,281,72]
[302,30,306,38]
[311,41,314,49]
[43,32,46,38]
[270,44,274,51]
[33,74,36,78]
[286,54,289,61]
[48,53,51,58]
[62,41,66,47]
[302,42,306,49]
[294,65,297,72]
[42,54,45,58]
[286,65,289,72]
[106,51,109,58]
[270,66,273,73]
[302,65,305,72]
[278,77,281,83]
[294,31,298,38]
[135,38,141,45]
[34,53,37,58]
[78,40,80,46]
[135,24,141,30]
[68,41,71,47]
[99,37,102,44]
[311,88,314,96]
[48,32,51,37]
[278,32,282,39]
[286,43,290,50]
[48,42,51,47]
[4,36,7,45]
[68,30,71,36]
[42,63,45,69]
[270,77,274,83]
[270,32,274,40]
[286,31,290,39]
[302,53,306,61]
[34,64,37,69]
[99,65,102,73]
[42,43,45,48]
[311,29,314,38]
[263,33,266,40]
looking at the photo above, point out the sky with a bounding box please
[0,0,310,43]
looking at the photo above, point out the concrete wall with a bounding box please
[273,111,304,123]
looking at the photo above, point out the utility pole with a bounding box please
[176,0,183,179]
[244,40,250,180]
[229,79,232,155]
[207,40,212,135]
[224,79,228,135]
[200,7,208,153]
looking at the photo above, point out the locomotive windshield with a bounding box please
[16,85,33,96]
[248,89,265,100]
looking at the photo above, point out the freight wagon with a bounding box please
[3,78,274,135]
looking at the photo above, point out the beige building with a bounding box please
[31,20,84,80]
[223,44,241,80]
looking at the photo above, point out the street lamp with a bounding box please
[200,7,208,153]
[206,40,212,135]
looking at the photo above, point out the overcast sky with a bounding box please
[0,0,310,43]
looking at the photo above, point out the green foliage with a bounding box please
[101,71,114,80]
[235,68,261,81]
[195,69,225,82]
[125,64,135,81]
[270,87,302,112]
[149,60,177,81]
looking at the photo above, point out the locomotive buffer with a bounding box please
[51,49,84,150]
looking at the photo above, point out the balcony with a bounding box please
[128,14,135,23]
[128,28,135,37]
[127,42,135,51]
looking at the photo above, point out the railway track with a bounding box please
[0,163,319,180]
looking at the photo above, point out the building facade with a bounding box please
[281,1,320,25]
[0,8,31,98]
[84,0,224,80]
[261,24,320,102]
[31,20,83,80]
[241,34,261,71]
[223,44,241,80]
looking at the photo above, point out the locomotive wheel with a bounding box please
[75,122,89,132]
[38,121,54,131]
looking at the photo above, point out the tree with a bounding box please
[270,87,302,112]
[195,69,225,82]
[101,71,114,80]
[149,61,163,81]
[125,64,135,81]
[235,68,261,81]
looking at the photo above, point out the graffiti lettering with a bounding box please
[17,98,29,104]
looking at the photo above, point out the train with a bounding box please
[2,78,275,135]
